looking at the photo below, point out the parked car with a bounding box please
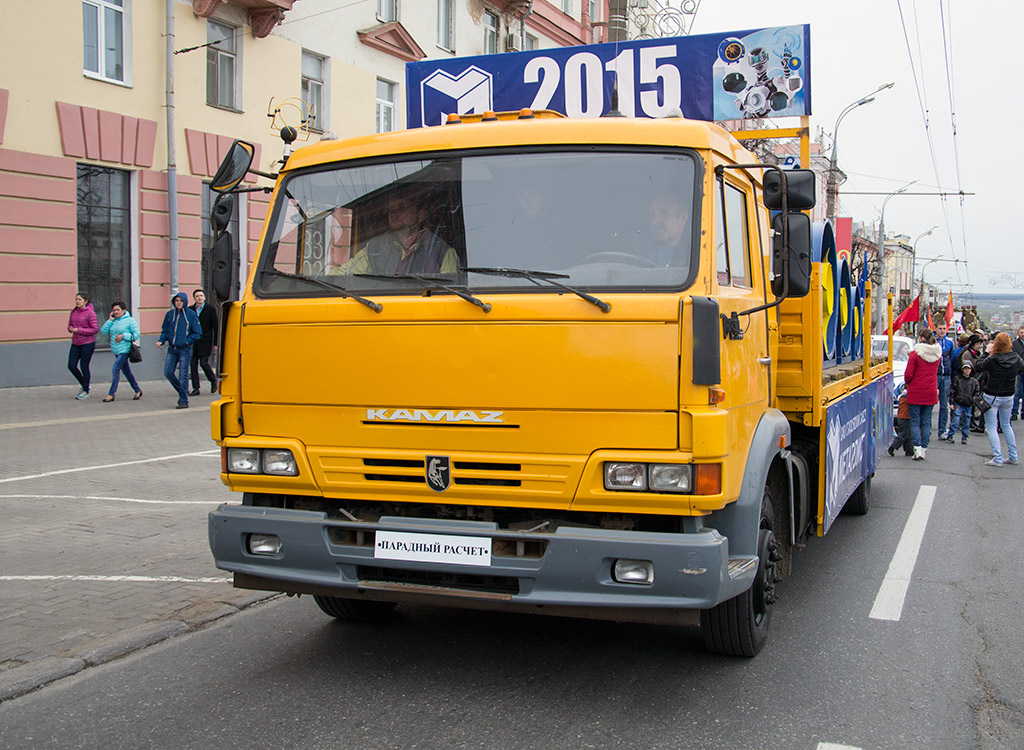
[872,335,914,394]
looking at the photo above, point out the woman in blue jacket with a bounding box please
[99,301,142,402]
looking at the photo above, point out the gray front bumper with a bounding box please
[208,505,755,610]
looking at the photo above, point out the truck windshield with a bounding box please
[256,149,699,297]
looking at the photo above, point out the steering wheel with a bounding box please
[571,252,659,268]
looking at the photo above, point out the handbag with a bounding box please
[973,394,991,414]
[128,339,143,364]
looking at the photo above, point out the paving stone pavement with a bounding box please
[0,381,274,702]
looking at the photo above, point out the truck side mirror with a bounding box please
[210,140,255,194]
[771,212,812,298]
[763,169,816,211]
[211,194,238,303]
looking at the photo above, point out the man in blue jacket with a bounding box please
[935,321,955,439]
[156,292,202,409]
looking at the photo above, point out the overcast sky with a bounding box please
[689,1,1018,297]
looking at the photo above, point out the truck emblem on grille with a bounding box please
[426,456,451,492]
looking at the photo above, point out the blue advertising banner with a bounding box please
[821,372,893,534]
[406,25,810,129]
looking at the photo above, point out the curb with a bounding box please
[0,593,279,704]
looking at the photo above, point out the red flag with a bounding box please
[927,307,934,330]
[944,291,954,326]
[886,295,920,334]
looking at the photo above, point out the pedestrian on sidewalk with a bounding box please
[934,322,955,439]
[156,292,202,409]
[947,362,980,444]
[1011,326,1024,420]
[67,292,98,400]
[99,301,142,402]
[976,332,1024,467]
[188,289,218,396]
[888,384,914,457]
[904,327,941,460]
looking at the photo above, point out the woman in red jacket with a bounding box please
[903,327,942,460]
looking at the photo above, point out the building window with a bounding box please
[206,20,239,110]
[83,0,130,84]
[77,165,131,349]
[301,51,326,131]
[524,34,538,51]
[437,0,453,50]
[589,0,600,22]
[376,79,396,133]
[377,0,397,23]
[562,0,572,15]
[483,10,499,55]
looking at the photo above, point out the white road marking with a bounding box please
[817,744,863,750]
[0,575,230,584]
[0,408,203,431]
[869,484,937,622]
[0,494,222,505]
[0,450,220,485]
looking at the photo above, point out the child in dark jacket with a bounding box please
[888,385,914,457]
[947,361,981,443]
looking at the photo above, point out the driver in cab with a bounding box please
[643,194,690,267]
[329,191,456,276]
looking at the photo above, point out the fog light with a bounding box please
[262,449,298,476]
[228,448,260,474]
[604,462,646,491]
[649,464,692,493]
[248,533,281,555]
[613,559,654,585]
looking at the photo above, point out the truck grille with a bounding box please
[363,457,522,487]
[357,566,520,595]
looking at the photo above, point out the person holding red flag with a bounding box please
[934,320,955,440]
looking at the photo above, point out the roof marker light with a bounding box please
[518,108,535,120]
[445,113,462,124]
[482,110,498,121]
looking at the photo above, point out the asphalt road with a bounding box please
[1,385,1022,749]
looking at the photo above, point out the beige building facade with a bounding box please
[0,0,602,387]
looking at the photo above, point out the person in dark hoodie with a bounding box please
[904,327,942,460]
[156,292,202,409]
[188,289,218,396]
[976,331,1024,466]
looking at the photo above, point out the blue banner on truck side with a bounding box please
[406,24,811,128]
[822,372,893,534]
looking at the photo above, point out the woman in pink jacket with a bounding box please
[67,292,99,400]
[903,327,942,460]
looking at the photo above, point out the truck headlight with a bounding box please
[649,464,692,493]
[227,448,261,474]
[262,449,298,476]
[604,462,646,491]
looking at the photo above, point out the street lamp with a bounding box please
[874,179,918,331]
[825,82,895,219]
[912,224,939,295]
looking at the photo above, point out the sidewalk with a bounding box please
[0,381,274,702]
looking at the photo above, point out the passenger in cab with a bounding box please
[644,193,690,267]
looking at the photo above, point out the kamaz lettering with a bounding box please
[365,408,504,424]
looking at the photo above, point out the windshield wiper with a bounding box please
[463,267,610,313]
[355,273,491,313]
[262,269,382,312]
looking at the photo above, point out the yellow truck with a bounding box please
[206,109,892,656]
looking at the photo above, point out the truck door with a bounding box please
[713,172,770,435]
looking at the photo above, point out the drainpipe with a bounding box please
[165,0,180,294]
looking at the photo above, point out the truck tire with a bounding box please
[313,595,396,621]
[842,475,871,516]
[700,488,780,657]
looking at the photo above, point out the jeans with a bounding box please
[908,403,934,449]
[163,345,192,404]
[949,404,973,438]
[1014,374,1024,418]
[983,394,1018,464]
[190,347,217,389]
[109,352,140,396]
[937,376,951,435]
[68,342,96,393]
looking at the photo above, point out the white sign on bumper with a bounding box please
[374,530,492,567]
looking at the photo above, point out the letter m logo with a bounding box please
[420,66,493,127]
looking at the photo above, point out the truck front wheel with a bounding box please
[313,595,397,621]
[700,488,780,657]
